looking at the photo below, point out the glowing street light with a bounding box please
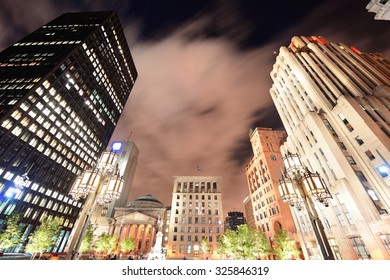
[0,168,31,214]
[377,164,390,183]
[66,149,124,260]
[278,152,334,260]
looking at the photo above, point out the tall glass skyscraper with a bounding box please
[0,11,137,253]
[270,36,390,259]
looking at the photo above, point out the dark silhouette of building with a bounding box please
[0,11,137,253]
[224,211,245,231]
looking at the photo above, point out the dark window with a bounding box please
[355,171,367,182]
[338,113,354,132]
[338,142,347,150]
[365,150,375,161]
[355,137,364,145]
[346,156,356,165]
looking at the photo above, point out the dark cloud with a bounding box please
[174,0,327,50]
[229,106,284,167]
[249,106,284,131]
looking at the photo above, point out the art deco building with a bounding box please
[270,36,390,259]
[167,176,224,259]
[0,11,137,253]
[224,211,245,231]
[367,0,390,20]
[245,127,301,259]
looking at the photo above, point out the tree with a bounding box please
[272,228,299,260]
[95,233,118,256]
[0,214,22,253]
[217,224,270,260]
[25,217,63,259]
[120,237,135,254]
[216,235,228,259]
[217,230,241,259]
[80,224,96,253]
[200,236,211,260]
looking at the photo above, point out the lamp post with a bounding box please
[0,167,31,214]
[66,150,124,260]
[277,152,335,260]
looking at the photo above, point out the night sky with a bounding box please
[0,0,389,215]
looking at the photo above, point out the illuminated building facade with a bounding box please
[245,127,301,259]
[270,36,390,259]
[366,0,390,20]
[65,140,139,258]
[167,176,224,260]
[162,206,171,250]
[243,195,256,228]
[105,141,139,217]
[0,11,137,253]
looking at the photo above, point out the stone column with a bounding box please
[140,224,148,255]
[149,225,156,252]
[134,224,142,253]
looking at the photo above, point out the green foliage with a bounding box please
[272,228,299,260]
[0,214,22,251]
[95,233,118,255]
[120,237,135,253]
[217,224,270,260]
[200,236,211,259]
[216,235,228,256]
[80,224,96,253]
[25,217,63,259]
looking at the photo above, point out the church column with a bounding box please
[129,224,137,239]
[122,224,130,239]
[140,224,148,255]
[149,225,156,251]
[134,224,142,253]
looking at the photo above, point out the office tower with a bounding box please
[0,11,137,253]
[105,141,139,217]
[167,176,224,260]
[66,140,139,258]
[366,0,390,20]
[270,36,390,259]
[245,127,300,258]
[224,211,245,231]
[162,206,171,250]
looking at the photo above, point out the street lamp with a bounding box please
[0,167,32,214]
[277,152,335,260]
[66,150,124,260]
[377,163,390,183]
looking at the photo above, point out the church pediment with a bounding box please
[114,210,159,225]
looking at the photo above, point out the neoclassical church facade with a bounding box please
[94,194,168,258]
